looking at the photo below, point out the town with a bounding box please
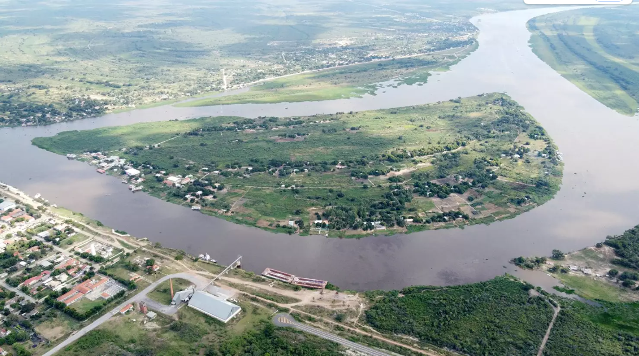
[0,183,413,356]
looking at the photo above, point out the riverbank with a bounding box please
[528,7,639,116]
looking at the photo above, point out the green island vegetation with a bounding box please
[33,93,563,237]
[0,0,538,127]
[528,6,639,115]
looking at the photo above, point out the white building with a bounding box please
[0,199,16,213]
[125,168,141,176]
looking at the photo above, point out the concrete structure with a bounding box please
[125,168,141,176]
[171,288,194,305]
[187,291,241,323]
[0,200,16,212]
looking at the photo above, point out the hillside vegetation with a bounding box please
[33,94,563,237]
[528,7,639,116]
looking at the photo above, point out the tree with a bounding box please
[608,269,619,277]
[551,249,565,260]
[145,259,155,267]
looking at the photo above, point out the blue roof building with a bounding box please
[187,291,241,323]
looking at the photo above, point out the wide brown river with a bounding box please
[1,7,638,290]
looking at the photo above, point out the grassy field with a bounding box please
[179,46,476,107]
[553,273,637,303]
[528,6,639,116]
[33,93,563,236]
[147,278,194,305]
[54,302,344,356]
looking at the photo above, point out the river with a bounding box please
[1,7,638,290]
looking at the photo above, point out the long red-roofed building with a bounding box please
[20,271,51,287]
[56,276,110,306]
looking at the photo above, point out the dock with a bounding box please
[262,268,327,289]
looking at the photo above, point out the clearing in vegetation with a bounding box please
[33,93,563,237]
[528,7,639,116]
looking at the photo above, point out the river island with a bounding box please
[33,93,563,237]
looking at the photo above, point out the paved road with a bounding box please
[273,313,393,356]
[42,272,208,356]
[0,280,36,303]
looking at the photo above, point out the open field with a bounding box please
[179,45,476,107]
[54,299,345,356]
[0,0,538,127]
[147,278,194,305]
[528,6,639,116]
[33,93,563,237]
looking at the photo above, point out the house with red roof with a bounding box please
[20,271,51,287]
[120,303,133,314]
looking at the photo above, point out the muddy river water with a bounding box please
[1,7,638,290]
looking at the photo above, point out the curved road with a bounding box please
[273,313,393,356]
[42,272,208,356]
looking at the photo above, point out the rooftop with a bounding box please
[187,291,241,323]
[0,199,15,211]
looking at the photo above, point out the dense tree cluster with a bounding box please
[365,276,554,355]
[604,225,639,270]
[544,299,639,356]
